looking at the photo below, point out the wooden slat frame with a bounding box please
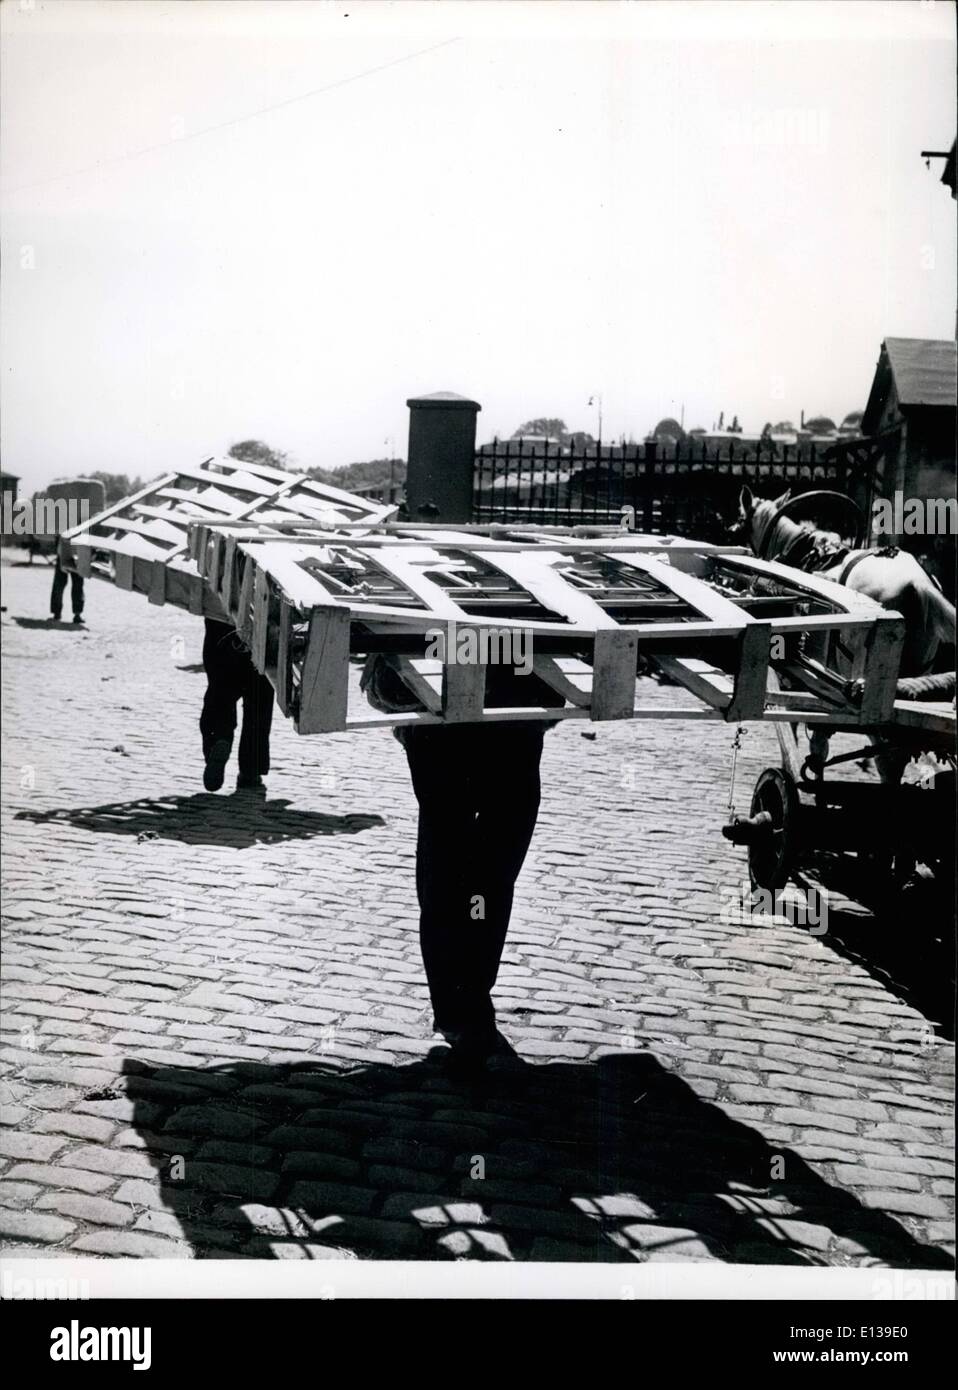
[274,600,295,717]
[250,571,271,674]
[441,661,487,723]
[340,703,864,732]
[726,621,772,722]
[393,657,445,714]
[298,606,351,734]
[225,533,904,735]
[531,657,593,708]
[64,488,912,736]
[222,538,759,641]
[62,455,394,614]
[651,657,733,711]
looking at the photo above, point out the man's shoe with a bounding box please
[203,738,232,792]
[72,616,84,626]
[440,1025,515,1078]
[235,774,267,796]
[484,1031,524,1074]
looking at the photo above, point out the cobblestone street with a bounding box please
[1,556,953,1267]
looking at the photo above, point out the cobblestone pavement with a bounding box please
[1,556,953,1266]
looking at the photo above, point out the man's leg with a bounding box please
[237,666,275,787]
[402,727,483,1037]
[200,619,240,789]
[50,560,67,620]
[403,723,545,1048]
[467,724,544,1032]
[70,573,85,623]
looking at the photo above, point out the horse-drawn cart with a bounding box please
[724,696,955,901]
[722,487,956,902]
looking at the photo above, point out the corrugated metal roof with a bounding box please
[884,337,957,409]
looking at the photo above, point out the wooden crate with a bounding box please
[192,529,905,734]
[59,456,395,615]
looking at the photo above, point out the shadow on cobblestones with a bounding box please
[809,894,955,1044]
[789,867,951,1045]
[15,797,385,848]
[119,1054,952,1266]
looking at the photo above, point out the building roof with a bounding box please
[885,338,957,407]
[862,337,957,433]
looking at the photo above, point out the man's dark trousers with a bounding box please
[200,619,274,780]
[401,722,544,1037]
[50,557,84,620]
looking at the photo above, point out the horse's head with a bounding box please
[735,486,791,556]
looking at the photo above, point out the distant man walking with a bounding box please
[50,552,85,625]
[47,477,106,623]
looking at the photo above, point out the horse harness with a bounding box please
[761,512,902,584]
[761,514,904,668]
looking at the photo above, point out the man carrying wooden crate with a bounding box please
[363,655,561,1074]
[201,612,275,795]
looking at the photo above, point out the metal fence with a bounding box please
[473,435,891,540]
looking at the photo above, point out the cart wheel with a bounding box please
[747,767,799,891]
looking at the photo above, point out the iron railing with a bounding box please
[473,435,890,539]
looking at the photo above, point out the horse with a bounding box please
[736,486,955,686]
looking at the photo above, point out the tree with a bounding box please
[306,458,406,490]
[88,471,144,507]
[227,440,289,469]
[510,418,569,441]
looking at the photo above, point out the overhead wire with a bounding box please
[4,36,460,196]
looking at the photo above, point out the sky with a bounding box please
[1,0,955,491]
